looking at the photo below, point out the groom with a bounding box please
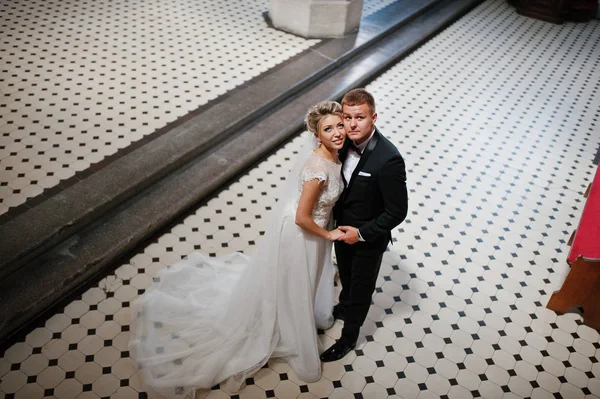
[321,88,408,362]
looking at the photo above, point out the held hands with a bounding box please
[327,226,361,244]
[328,228,345,241]
[337,226,360,244]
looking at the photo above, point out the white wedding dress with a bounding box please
[130,140,344,398]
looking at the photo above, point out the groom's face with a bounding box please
[343,103,377,145]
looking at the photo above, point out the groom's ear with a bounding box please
[372,113,378,124]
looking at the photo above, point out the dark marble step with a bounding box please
[0,0,443,281]
[0,0,484,347]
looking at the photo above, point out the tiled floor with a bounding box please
[2,0,600,398]
[0,0,396,217]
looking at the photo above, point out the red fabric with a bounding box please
[568,165,600,263]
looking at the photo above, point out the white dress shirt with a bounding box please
[342,128,375,184]
[341,128,376,242]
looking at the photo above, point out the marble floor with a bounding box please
[0,0,396,218]
[1,0,600,398]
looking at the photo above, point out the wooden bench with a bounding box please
[508,0,598,23]
[547,165,600,329]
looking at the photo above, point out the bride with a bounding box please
[130,101,347,398]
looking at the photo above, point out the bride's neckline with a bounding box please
[312,150,341,165]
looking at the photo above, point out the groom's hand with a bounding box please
[338,226,360,244]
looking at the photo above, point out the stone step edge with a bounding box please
[0,0,484,347]
[0,0,444,281]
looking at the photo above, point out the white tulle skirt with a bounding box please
[129,211,335,398]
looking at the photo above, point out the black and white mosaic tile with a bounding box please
[1,0,600,398]
[0,0,398,216]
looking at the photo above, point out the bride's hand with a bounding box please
[328,228,344,241]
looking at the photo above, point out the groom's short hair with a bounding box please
[342,88,376,115]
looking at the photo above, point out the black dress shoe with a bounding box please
[332,305,345,321]
[320,339,356,362]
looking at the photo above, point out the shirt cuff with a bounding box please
[357,229,366,242]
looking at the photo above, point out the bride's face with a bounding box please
[318,114,346,151]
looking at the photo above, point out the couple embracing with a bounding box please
[130,89,408,398]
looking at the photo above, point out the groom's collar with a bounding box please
[354,126,376,152]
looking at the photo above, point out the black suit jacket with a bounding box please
[334,128,408,249]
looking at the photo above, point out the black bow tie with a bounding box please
[349,143,362,156]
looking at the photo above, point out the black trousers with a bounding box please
[334,240,386,343]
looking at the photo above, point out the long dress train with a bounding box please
[129,147,344,398]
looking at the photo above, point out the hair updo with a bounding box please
[304,101,343,136]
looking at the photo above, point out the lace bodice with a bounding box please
[296,152,344,228]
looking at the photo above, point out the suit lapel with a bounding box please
[344,128,380,197]
[339,138,352,162]
[339,139,351,187]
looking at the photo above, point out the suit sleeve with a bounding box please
[359,155,408,242]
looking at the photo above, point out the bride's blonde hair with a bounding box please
[304,101,343,136]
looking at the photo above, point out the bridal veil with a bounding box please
[129,133,336,398]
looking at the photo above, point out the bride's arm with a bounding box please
[295,179,343,241]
